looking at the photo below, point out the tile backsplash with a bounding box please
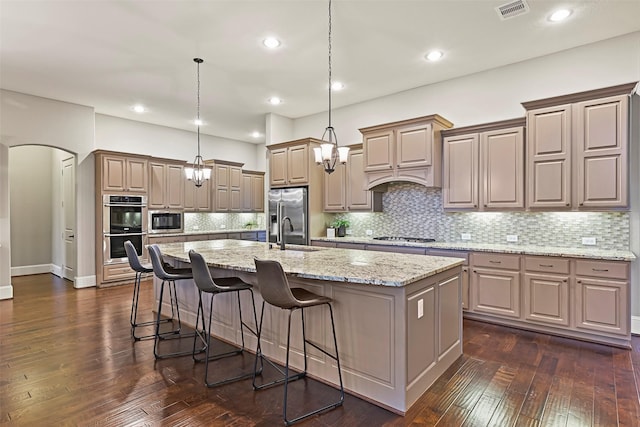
[332,183,629,250]
[184,212,265,232]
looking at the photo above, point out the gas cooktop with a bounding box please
[373,236,436,243]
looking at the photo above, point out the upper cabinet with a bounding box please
[99,152,148,193]
[241,170,265,212]
[268,139,323,187]
[148,160,184,209]
[323,163,347,212]
[360,115,453,190]
[183,173,211,212]
[442,119,525,211]
[522,82,634,210]
[208,160,243,212]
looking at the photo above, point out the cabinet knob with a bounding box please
[566,203,570,206]
[474,205,477,208]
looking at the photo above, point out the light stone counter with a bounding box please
[157,239,463,287]
[311,237,636,261]
[155,239,463,414]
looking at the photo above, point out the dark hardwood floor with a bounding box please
[1,274,639,426]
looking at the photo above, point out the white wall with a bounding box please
[95,114,261,170]
[0,144,12,299]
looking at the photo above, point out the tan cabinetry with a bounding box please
[574,259,629,336]
[268,139,321,187]
[427,249,469,310]
[241,170,265,212]
[360,115,453,190]
[183,175,211,212]
[442,119,524,211]
[209,160,243,212]
[99,152,148,193]
[323,163,347,212]
[523,256,570,327]
[523,83,633,210]
[149,160,184,209]
[470,253,521,319]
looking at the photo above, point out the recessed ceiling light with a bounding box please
[132,104,146,113]
[331,82,344,91]
[251,131,261,138]
[263,37,281,49]
[549,9,571,22]
[268,97,282,105]
[194,118,203,126]
[425,50,444,61]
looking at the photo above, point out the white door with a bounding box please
[62,157,76,280]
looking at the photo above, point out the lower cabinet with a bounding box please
[427,249,469,310]
[470,253,521,319]
[523,256,570,327]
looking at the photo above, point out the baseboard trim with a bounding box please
[632,316,640,335]
[0,284,13,300]
[51,264,63,278]
[11,264,54,276]
[74,275,96,289]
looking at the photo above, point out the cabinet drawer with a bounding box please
[103,263,135,281]
[336,242,366,250]
[472,253,520,270]
[240,232,258,241]
[366,244,426,255]
[311,240,337,248]
[428,250,469,265]
[524,256,569,274]
[575,260,629,280]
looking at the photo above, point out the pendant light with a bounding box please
[185,57,211,187]
[314,0,349,174]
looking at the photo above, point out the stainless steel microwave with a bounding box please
[149,211,183,233]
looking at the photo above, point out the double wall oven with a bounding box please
[103,195,147,263]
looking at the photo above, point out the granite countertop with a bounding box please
[156,239,464,287]
[311,237,636,261]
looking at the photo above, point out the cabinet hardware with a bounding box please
[592,268,609,272]
[539,264,553,267]
[566,203,570,206]
[489,260,501,264]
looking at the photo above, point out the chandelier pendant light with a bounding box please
[314,0,348,174]
[185,57,211,187]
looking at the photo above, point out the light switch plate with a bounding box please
[417,299,424,319]
[461,233,471,240]
[582,237,597,245]
[506,234,518,242]
[365,229,373,236]
[220,224,226,229]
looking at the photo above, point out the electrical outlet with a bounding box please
[506,234,518,242]
[461,233,471,240]
[220,224,226,229]
[346,229,352,235]
[365,229,373,236]
[582,237,596,245]
[417,299,424,319]
[193,225,199,230]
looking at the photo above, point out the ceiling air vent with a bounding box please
[496,0,530,20]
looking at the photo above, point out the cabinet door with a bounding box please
[396,123,432,168]
[482,127,524,209]
[251,174,264,212]
[363,130,394,172]
[241,174,252,211]
[323,163,346,212]
[287,144,309,184]
[214,164,229,212]
[102,155,126,192]
[471,267,521,318]
[575,94,628,209]
[229,166,242,211]
[524,272,569,326]
[443,134,478,210]
[148,162,166,209]
[126,158,148,192]
[575,276,628,336]
[269,148,288,186]
[461,266,469,310]
[527,105,572,208]
[346,147,372,210]
[166,164,184,209]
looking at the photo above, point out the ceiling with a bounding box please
[1,1,639,144]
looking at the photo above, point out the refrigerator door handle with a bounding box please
[276,201,282,244]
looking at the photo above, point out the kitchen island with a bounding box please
[154,239,464,414]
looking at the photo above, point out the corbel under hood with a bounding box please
[359,114,453,191]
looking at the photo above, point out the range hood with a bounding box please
[359,114,453,191]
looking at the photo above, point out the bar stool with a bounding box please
[188,250,260,387]
[124,240,174,341]
[252,258,344,426]
[148,244,203,359]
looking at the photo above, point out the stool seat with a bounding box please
[290,288,331,308]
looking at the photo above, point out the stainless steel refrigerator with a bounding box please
[268,187,309,246]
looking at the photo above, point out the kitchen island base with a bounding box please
[153,261,462,414]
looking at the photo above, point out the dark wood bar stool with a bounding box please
[252,258,344,426]
[188,250,260,387]
[148,244,204,359]
[124,240,175,341]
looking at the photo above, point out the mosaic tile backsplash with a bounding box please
[184,212,265,232]
[331,183,630,250]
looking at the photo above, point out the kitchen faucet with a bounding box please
[280,216,294,250]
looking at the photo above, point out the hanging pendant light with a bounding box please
[314,0,348,174]
[185,57,211,187]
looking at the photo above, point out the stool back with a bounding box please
[148,244,191,281]
[254,258,299,309]
[188,250,218,293]
[124,240,149,273]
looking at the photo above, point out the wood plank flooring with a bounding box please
[1,274,639,426]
